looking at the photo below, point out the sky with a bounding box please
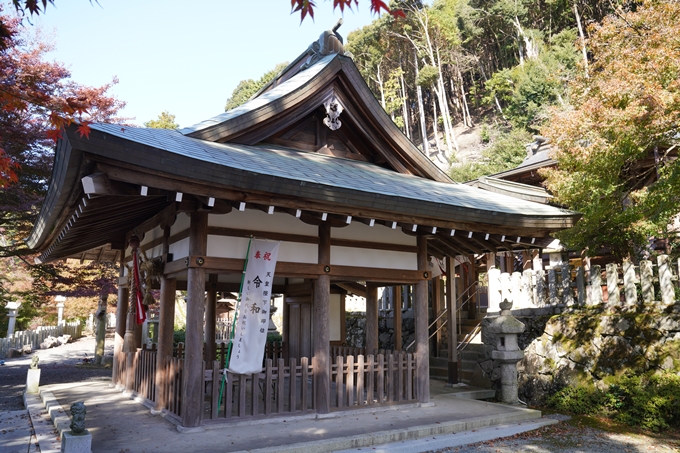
[25,0,381,129]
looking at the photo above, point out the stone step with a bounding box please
[429,356,448,368]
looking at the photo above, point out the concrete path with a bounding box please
[39,380,549,453]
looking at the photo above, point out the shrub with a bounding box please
[173,328,185,345]
[610,373,680,432]
[547,386,607,415]
[547,372,680,432]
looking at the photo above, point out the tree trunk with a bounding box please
[431,89,442,157]
[399,67,411,139]
[574,1,589,77]
[95,293,108,363]
[414,51,429,155]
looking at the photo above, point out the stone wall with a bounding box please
[481,304,680,405]
[345,310,415,350]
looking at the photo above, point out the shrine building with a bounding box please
[27,25,578,430]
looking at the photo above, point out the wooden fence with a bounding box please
[204,356,314,420]
[0,322,82,359]
[121,345,415,424]
[330,352,417,409]
[489,254,680,311]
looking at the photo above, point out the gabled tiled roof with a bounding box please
[86,123,572,219]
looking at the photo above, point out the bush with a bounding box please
[547,386,607,415]
[173,328,185,345]
[547,372,680,432]
[610,373,680,432]
[266,332,282,343]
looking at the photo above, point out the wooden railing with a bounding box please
[330,352,416,409]
[204,356,314,420]
[133,345,157,402]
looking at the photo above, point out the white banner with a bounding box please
[228,240,280,374]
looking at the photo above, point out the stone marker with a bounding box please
[61,402,92,453]
[26,356,40,394]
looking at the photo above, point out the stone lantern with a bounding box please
[5,301,21,338]
[486,299,525,404]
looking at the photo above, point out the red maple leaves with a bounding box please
[290,0,404,22]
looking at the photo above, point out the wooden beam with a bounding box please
[81,172,138,196]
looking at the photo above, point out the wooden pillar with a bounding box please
[415,235,430,403]
[394,286,402,351]
[205,275,217,363]
[314,224,331,414]
[181,211,208,429]
[432,276,442,357]
[154,275,176,412]
[112,247,128,387]
[282,290,290,360]
[124,305,137,392]
[366,284,379,354]
[445,256,458,384]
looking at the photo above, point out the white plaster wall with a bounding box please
[332,221,416,246]
[170,237,189,260]
[209,210,318,236]
[171,213,190,236]
[331,246,417,270]
[207,235,318,264]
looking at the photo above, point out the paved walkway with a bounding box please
[34,380,550,453]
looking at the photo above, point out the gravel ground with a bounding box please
[0,332,113,411]
[432,415,680,453]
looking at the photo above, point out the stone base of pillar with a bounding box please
[26,369,41,394]
[61,430,92,453]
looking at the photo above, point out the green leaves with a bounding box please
[544,2,680,259]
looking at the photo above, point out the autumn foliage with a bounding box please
[0,9,125,188]
[543,1,680,258]
[291,0,404,22]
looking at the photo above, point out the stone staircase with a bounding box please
[428,310,493,398]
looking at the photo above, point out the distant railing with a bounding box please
[0,322,82,359]
[488,254,680,311]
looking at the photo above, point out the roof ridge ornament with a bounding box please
[302,19,354,69]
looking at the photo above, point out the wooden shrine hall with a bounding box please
[27,25,578,430]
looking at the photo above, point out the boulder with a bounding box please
[21,344,32,354]
[7,348,22,358]
[40,336,59,349]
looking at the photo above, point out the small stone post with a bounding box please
[487,299,525,404]
[487,267,502,313]
[622,259,637,309]
[606,263,620,308]
[658,255,674,306]
[561,265,573,306]
[56,296,66,325]
[26,356,40,394]
[640,260,654,304]
[5,301,20,338]
[548,269,559,305]
[588,265,603,306]
[576,266,585,306]
[535,269,546,306]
